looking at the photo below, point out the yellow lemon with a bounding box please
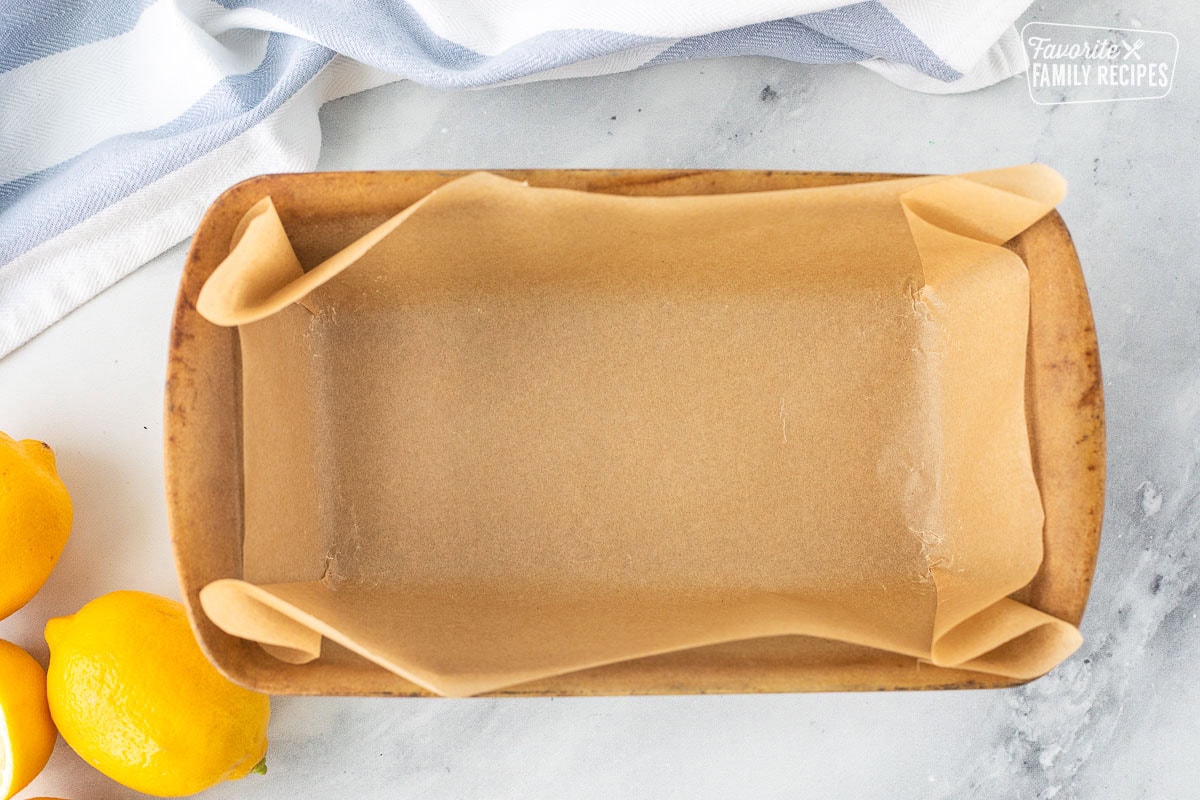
[44,591,270,797]
[0,432,72,620]
[0,639,58,800]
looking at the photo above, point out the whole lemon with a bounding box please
[45,591,270,797]
[0,639,58,800]
[0,432,72,620]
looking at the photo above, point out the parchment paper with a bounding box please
[195,165,1082,697]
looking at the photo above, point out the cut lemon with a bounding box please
[0,639,58,800]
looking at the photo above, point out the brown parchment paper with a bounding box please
[194,165,1082,697]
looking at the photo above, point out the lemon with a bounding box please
[0,639,58,800]
[0,432,72,620]
[45,591,270,797]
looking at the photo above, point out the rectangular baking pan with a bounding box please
[165,169,1105,696]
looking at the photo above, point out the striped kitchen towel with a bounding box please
[0,0,1033,357]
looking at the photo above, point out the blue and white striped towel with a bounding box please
[0,0,1033,357]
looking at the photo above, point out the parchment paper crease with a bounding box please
[195,165,1082,696]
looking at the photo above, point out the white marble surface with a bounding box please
[2,0,1198,797]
